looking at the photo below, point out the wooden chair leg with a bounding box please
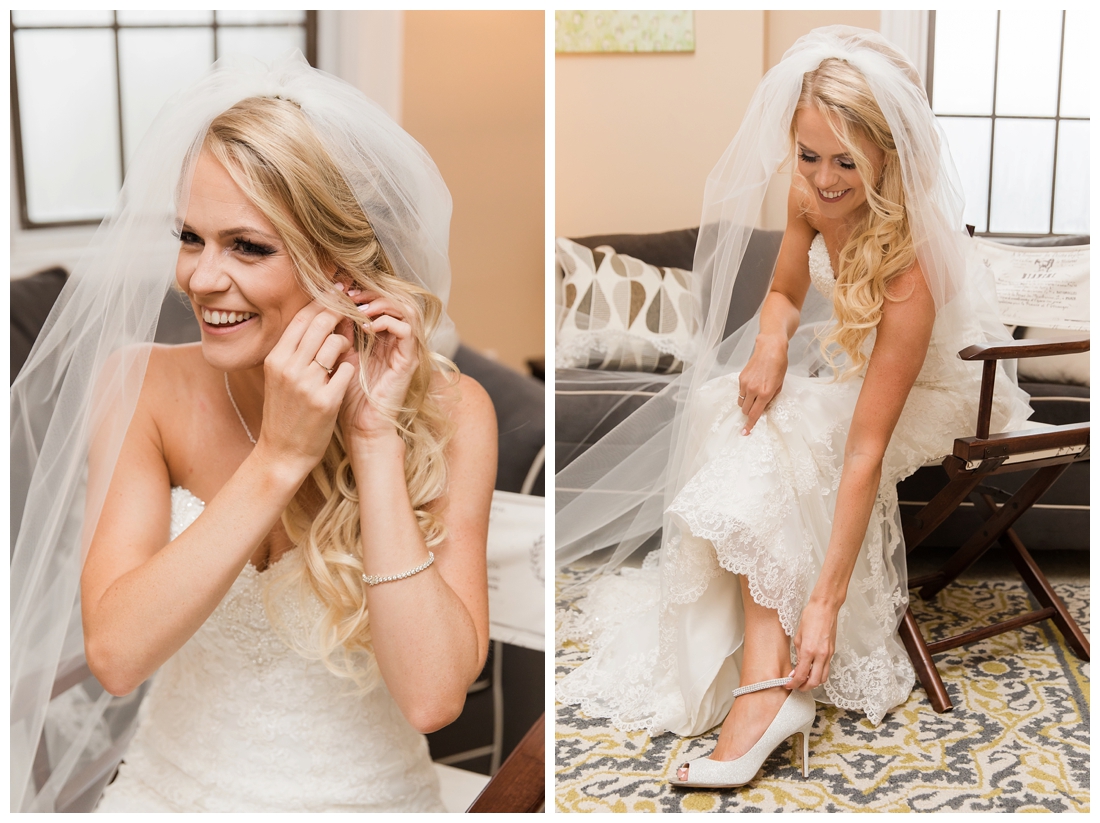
[976,496,1091,661]
[918,463,1069,600]
[898,606,952,713]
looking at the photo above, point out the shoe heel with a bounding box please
[796,719,813,778]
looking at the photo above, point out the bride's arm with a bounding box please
[349,374,496,733]
[787,263,935,692]
[738,184,816,433]
[82,307,354,696]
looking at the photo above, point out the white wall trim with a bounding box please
[317,10,404,124]
[881,10,929,87]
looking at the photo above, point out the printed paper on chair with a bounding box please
[971,237,1090,331]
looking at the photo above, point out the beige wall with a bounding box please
[556,11,763,238]
[402,11,544,373]
[557,10,881,238]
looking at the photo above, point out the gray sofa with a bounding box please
[556,228,1089,552]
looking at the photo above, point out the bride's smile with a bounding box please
[794,105,884,220]
[176,151,309,371]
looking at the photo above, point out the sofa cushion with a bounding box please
[1019,381,1090,426]
[571,228,700,270]
[556,238,698,373]
[1016,328,1089,387]
[453,345,545,496]
[571,227,783,342]
[10,266,68,383]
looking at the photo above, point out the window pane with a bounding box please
[217,27,306,64]
[216,11,306,24]
[14,30,121,223]
[119,30,215,165]
[938,118,992,233]
[116,10,214,26]
[931,11,997,115]
[11,10,114,26]
[988,119,1056,234]
[1060,11,1089,118]
[995,11,1062,117]
[1052,121,1090,234]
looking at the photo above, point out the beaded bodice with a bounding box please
[97,487,443,812]
[807,233,836,299]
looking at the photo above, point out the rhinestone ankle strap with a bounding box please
[731,676,793,699]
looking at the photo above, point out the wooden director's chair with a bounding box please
[898,336,1091,713]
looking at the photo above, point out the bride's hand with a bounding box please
[336,287,421,441]
[738,333,788,434]
[258,302,354,473]
[788,597,839,691]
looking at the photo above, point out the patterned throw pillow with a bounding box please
[555,237,700,373]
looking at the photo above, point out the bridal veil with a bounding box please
[11,52,456,812]
[556,26,1030,572]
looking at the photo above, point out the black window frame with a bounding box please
[10,10,318,230]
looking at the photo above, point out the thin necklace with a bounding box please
[224,373,257,445]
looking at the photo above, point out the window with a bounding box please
[928,10,1089,236]
[10,10,317,229]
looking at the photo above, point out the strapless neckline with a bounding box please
[807,233,836,299]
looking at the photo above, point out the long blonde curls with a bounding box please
[204,97,456,688]
[795,58,917,378]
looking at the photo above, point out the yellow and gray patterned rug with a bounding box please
[555,570,1089,813]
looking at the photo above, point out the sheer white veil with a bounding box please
[556,26,1029,572]
[10,51,456,812]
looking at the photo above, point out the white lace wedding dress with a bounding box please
[95,487,445,813]
[557,234,1029,737]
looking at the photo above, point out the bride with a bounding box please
[556,27,1031,789]
[11,54,495,812]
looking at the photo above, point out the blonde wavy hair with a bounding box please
[794,57,918,378]
[203,97,456,688]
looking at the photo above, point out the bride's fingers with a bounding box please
[324,360,356,397]
[313,332,351,372]
[356,296,408,321]
[788,655,812,690]
[742,395,768,435]
[362,314,415,356]
[292,309,345,370]
[807,656,829,690]
[268,301,327,362]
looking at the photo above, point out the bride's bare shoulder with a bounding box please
[115,344,219,429]
[789,176,821,233]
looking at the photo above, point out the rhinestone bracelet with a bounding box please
[362,552,435,587]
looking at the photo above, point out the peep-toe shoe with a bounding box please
[670,677,816,789]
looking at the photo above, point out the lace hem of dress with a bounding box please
[559,505,915,733]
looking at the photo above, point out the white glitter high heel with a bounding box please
[670,677,816,788]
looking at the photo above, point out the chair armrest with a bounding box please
[960,337,1090,361]
[466,713,544,813]
[961,336,1090,439]
[954,423,1089,469]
